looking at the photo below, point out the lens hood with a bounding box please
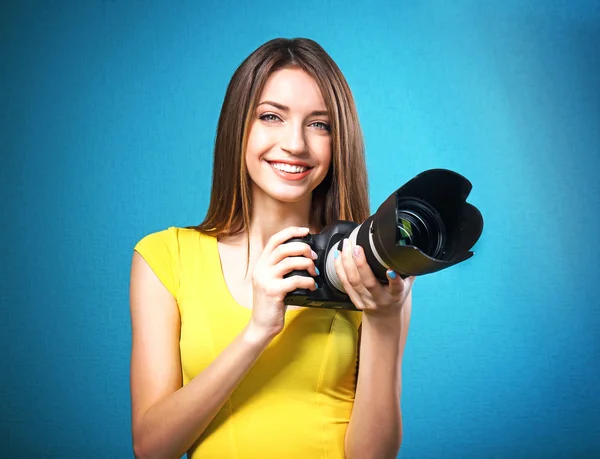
[370,169,483,276]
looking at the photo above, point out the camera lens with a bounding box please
[396,198,446,259]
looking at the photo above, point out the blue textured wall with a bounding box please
[2,1,599,458]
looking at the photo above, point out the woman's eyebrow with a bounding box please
[257,100,329,117]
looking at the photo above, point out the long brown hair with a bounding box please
[192,37,370,237]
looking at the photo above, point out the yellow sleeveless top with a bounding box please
[133,227,362,459]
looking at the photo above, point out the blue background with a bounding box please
[2,1,599,458]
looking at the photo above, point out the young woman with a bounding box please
[130,37,415,459]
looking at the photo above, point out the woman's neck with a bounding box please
[247,195,314,248]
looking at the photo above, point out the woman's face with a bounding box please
[245,67,332,206]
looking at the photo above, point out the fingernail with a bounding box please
[315,266,320,275]
[314,281,319,289]
[311,250,318,260]
[387,270,397,279]
[353,246,361,258]
[334,250,339,259]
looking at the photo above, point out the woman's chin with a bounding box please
[251,182,316,206]
[273,194,310,204]
[264,189,312,205]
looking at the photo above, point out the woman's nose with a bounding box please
[280,122,307,155]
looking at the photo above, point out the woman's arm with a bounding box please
[129,226,318,459]
[130,252,272,459]
[345,292,412,459]
[331,239,414,459]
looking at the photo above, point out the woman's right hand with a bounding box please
[249,226,319,339]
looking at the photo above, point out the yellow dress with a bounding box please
[134,227,362,459]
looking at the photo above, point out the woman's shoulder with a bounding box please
[135,226,213,246]
[134,227,217,266]
[133,227,217,298]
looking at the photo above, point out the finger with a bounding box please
[340,239,369,295]
[386,269,406,297]
[279,275,318,295]
[270,241,316,265]
[351,244,383,294]
[275,256,318,278]
[334,243,367,310]
[265,226,310,253]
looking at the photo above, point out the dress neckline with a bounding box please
[210,235,305,316]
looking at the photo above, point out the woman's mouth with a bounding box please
[267,161,313,180]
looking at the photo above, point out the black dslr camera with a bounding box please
[283,169,484,311]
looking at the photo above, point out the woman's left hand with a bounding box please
[334,238,415,316]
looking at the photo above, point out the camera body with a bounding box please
[284,220,360,310]
[283,169,484,311]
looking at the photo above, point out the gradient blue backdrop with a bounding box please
[2,1,599,458]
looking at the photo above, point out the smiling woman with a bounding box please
[130,37,413,459]
[245,68,333,206]
[197,38,370,237]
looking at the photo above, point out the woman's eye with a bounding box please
[311,121,331,132]
[259,113,281,122]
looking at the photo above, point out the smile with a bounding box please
[267,161,313,181]
[268,162,311,173]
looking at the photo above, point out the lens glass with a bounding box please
[397,224,413,246]
[396,198,446,258]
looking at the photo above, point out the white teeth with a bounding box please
[270,162,308,173]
